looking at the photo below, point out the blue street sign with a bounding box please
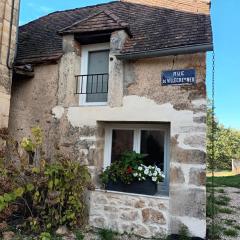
[161,69,196,86]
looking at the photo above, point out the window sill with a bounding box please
[79,102,108,107]
[92,188,169,200]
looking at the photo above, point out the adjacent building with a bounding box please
[8,0,212,238]
[0,0,20,130]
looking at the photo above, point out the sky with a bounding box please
[19,0,240,130]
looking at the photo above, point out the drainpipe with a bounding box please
[116,44,213,60]
[14,0,21,64]
[6,0,16,69]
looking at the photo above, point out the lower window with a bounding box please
[104,124,170,194]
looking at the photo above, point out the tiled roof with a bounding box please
[16,1,212,63]
[59,10,130,34]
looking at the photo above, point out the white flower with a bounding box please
[144,169,149,175]
[152,177,157,182]
[138,166,143,171]
[133,173,138,177]
[153,171,158,177]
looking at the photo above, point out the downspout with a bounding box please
[6,0,16,69]
[14,0,21,64]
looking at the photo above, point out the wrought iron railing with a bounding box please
[75,73,109,95]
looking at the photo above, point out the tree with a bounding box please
[207,107,240,170]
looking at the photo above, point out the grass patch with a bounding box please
[218,207,233,214]
[224,219,236,226]
[215,195,231,206]
[207,174,240,188]
[98,229,117,240]
[223,228,238,237]
[234,225,240,231]
[207,223,225,239]
[216,188,225,193]
[206,194,221,217]
[75,230,85,240]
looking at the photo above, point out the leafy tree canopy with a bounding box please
[207,107,240,170]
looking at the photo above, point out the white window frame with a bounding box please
[104,124,170,188]
[79,43,110,106]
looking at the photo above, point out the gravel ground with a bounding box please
[212,187,240,240]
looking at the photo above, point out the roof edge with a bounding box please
[117,44,213,60]
[15,53,62,65]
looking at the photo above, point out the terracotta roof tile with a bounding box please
[16,1,212,62]
[58,10,130,35]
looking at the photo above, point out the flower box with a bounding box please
[100,151,164,196]
[106,178,157,195]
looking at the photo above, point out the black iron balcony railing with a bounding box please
[75,73,109,95]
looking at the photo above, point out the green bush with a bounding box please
[0,127,92,234]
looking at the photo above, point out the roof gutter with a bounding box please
[116,44,213,60]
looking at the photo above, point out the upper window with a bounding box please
[104,124,170,193]
[78,43,110,105]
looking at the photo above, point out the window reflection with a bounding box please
[140,130,165,169]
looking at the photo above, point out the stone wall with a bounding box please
[0,0,19,129]
[89,190,169,238]
[8,63,60,160]
[121,0,211,14]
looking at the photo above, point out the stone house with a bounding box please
[8,0,212,238]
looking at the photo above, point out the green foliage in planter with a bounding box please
[0,127,92,233]
[100,151,144,184]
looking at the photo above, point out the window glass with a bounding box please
[111,130,134,162]
[87,50,109,102]
[140,130,165,170]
